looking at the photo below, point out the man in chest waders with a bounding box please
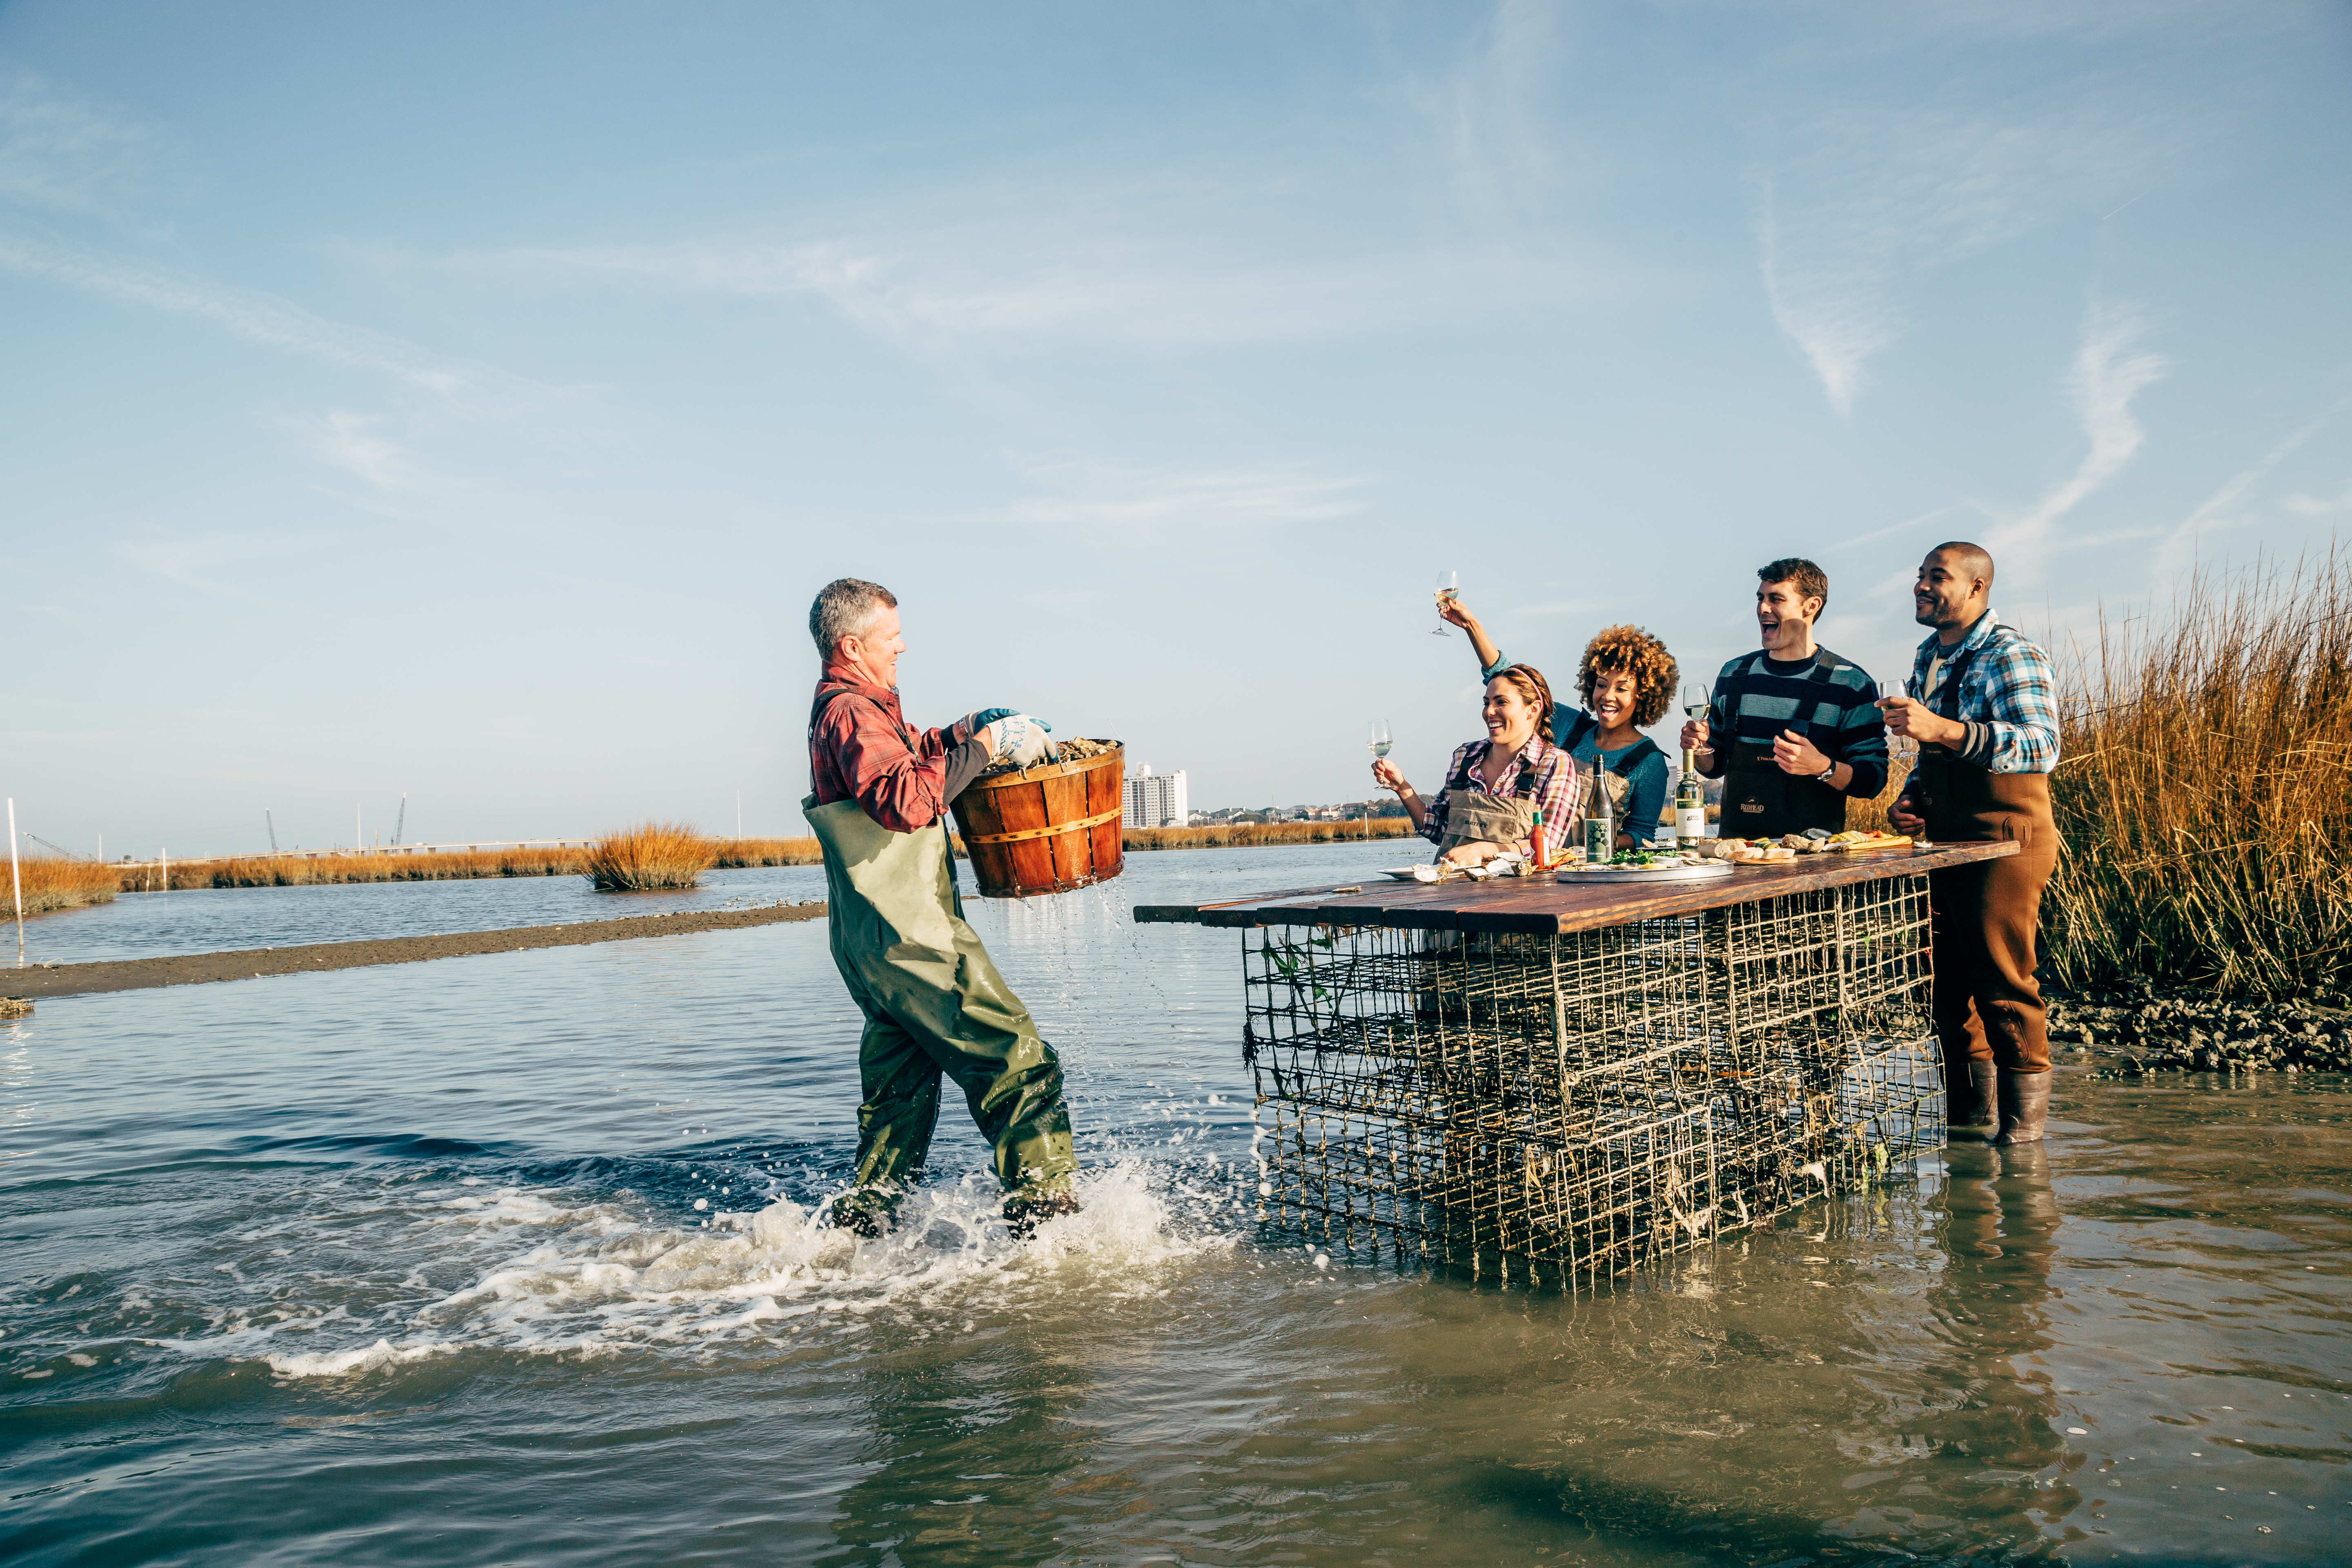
[1882,543,2062,1147]
[802,577,1080,1238]
[1681,558,1890,838]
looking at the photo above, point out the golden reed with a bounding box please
[10,855,122,915]
[585,822,714,892]
[2043,551,2350,1000]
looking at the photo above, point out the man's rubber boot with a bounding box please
[828,1192,895,1238]
[1948,1061,2000,1143]
[1991,1070,2052,1147]
[1003,1188,1080,1240]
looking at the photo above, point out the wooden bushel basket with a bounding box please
[950,740,1125,898]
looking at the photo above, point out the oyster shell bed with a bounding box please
[2053,989,2352,1074]
[976,735,1118,778]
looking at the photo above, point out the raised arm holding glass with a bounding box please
[1438,602,1679,851]
[1372,666,1577,866]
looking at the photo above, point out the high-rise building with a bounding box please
[1123,763,1188,829]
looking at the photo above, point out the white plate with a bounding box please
[1377,866,1428,880]
[1550,861,1737,883]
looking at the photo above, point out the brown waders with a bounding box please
[1718,651,1853,839]
[803,793,1077,1234]
[1910,753,2058,1144]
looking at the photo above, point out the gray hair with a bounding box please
[808,577,897,657]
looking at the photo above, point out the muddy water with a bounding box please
[2,845,2347,1564]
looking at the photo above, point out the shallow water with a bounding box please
[3,844,2347,1564]
[15,862,834,965]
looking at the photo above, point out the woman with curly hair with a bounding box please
[1440,601,1679,850]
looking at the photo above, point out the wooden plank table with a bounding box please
[1134,840,2018,934]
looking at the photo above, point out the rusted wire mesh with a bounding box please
[1245,875,1940,1289]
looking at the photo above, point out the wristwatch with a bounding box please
[1815,759,1837,781]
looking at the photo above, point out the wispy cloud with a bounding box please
[290,409,408,489]
[1753,99,2160,415]
[468,227,1582,352]
[2159,392,2351,571]
[110,528,314,600]
[1987,304,2167,551]
[0,230,494,395]
[0,71,167,223]
[1419,0,1566,220]
[967,456,1372,534]
[2282,481,2352,518]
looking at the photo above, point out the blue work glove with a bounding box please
[987,713,1058,768]
[960,708,1055,746]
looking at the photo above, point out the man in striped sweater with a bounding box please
[1679,558,1889,838]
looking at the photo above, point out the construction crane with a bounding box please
[393,793,406,847]
[23,833,85,859]
[267,810,280,853]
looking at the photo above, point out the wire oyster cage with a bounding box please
[1242,873,1943,1290]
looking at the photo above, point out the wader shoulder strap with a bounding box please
[1448,742,1544,800]
[1930,625,2014,721]
[1614,736,1664,773]
[1557,709,1599,751]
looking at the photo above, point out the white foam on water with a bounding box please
[265,1338,455,1379]
[205,1158,1224,1379]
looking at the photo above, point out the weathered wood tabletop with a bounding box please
[1132,841,2019,934]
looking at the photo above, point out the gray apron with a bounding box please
[1433,745,1544,858]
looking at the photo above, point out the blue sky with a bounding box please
[5,2,2348,855]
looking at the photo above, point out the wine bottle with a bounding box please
[1584,768,1613,863]
[1675,756,1705,848]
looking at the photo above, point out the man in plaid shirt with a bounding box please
[804,577,1079,1238]
[1882,543,2062,1148]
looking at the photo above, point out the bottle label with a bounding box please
[1585,818,1610,861]
[1676,806,1705,841]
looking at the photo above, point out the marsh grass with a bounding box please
[2045,552,2352,999]
[9,854,121,916]
[587,822,714,892]
[1846,756,1913,836]
[165,846,590,888]
[1119,818,1419,851]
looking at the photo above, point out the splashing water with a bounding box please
[211,1160,1217,1379]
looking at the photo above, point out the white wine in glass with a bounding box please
[1431,571,1458,635]
[1368,719,1393,758]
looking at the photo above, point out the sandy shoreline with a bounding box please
[0,900,829,1001]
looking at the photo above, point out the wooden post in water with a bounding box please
[8,798,22,967]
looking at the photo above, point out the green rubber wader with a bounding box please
[802,794,1076,1225]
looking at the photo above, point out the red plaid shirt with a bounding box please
[809,670,974,834]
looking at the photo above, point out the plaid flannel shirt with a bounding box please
[1419,735,1579,848]
[1906,610,2060,775]
[809,670,979,833]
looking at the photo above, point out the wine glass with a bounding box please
[1431,571,1458,635]
[1367,719,1392,759]
[1874,679,1917,762]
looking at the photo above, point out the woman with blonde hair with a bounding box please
[1372,665,1578,866]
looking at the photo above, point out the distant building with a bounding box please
[1124,764,1189,829]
